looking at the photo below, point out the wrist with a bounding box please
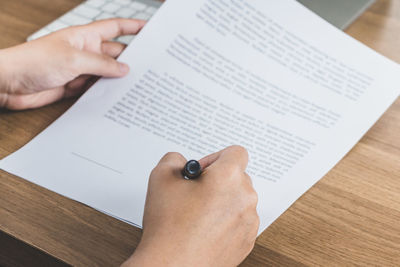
[0,49,14,109]
[122,241,171,267]
[122,246,156,267]
[122,236,210,267]
[122,238,188,267]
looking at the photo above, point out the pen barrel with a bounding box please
[182,160,202,179]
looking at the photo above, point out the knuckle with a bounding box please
[162,152,183,161]
[67,50,81,68]
[244,172,252,181]
[102,54,117,66]
[220,164,242,182]
[248,190,259,207]
[149,166,162,181]
[250,212,260,227]
[243,172,254,186]
[228,145,248,158]
[237,190,258,215]
[233,162,244,172]
[245,198,257,212]
[229,163,242,175]
[237,201,250,216]
[54,26,76,37]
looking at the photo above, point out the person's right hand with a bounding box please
[123,146,259,267]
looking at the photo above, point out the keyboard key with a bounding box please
[101,2,122,13]
[46,20,69,32]
[73,5,103,19]
[26,0,162,42]
[60,13,92,25]
[117,35,135,45]
[95,12,116,20]
[130,2,147,11]
[134,12,151,20]
[145,6,158,15]
[86,0,107,8]
[115,8,137,18]
[114,0,133,6]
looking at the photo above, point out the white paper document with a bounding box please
[1,0,399,234]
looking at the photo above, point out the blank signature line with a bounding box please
[71,152,123,175]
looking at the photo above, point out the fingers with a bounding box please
[73,50,130,77]
[199,145,249,172]
[102,41,127,58]
[152,146,248,182]
[5,75,99,110]
[65,42,125,95]
[219,146,249,171]
[198,150,220,170]
[81,18,146,41]
[5,88,65,110]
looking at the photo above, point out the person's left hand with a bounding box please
[0,18,146,110]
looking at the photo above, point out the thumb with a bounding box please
[74,50,130,77]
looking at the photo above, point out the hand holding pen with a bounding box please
[125,146,259,267]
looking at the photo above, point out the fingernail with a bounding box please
[119,63,130,74]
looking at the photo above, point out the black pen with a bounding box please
[182,160,202,180]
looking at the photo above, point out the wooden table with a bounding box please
[1,0,399,266]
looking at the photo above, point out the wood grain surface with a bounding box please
[0,0,399,266]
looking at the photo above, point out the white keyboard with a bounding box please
[28,0,162,45]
